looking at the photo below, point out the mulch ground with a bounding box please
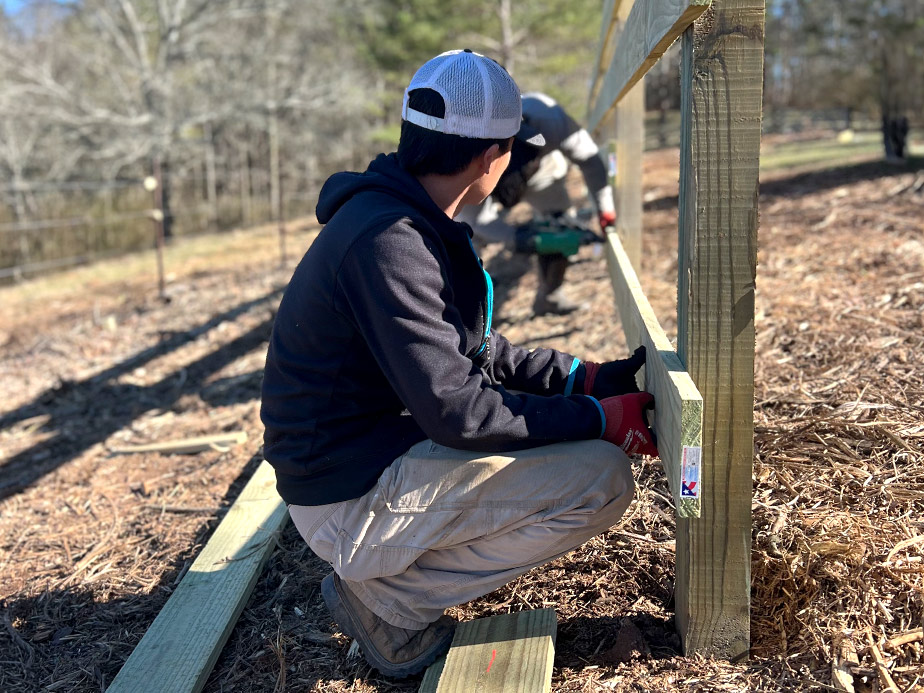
[1,145,922,692]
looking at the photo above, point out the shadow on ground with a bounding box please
[0,288,282,501]
[0,452,311,693]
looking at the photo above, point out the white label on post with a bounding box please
[681,446,701,499]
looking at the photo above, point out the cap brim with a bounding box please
[516,121,545,147]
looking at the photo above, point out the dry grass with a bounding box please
[1,143,922,692]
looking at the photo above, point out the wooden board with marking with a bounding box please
[420,609,557,693]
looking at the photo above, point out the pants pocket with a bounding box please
[332,528,422,582]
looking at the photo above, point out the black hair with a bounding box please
[397,88,512,177]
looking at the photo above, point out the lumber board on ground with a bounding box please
[606,231,702,518]
[420,609,557,693]
[109,431,248,455]
[674,0,764,658]
[419,653,445,691]
[107,459,288,693]
[588,0,711,133]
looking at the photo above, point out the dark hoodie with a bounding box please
[261,153,603,506]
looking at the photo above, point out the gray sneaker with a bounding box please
[321,572,455,678]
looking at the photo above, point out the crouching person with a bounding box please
[260,49,657,679]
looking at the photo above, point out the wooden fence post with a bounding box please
[675,0,764,658]
[150,158,167,301]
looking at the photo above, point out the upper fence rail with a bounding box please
[587,0,712,133]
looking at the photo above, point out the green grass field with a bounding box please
[758,131,912,174]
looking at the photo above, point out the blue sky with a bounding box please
[2,0,29,13]
[2,0,79,13]
[3,0,79,16]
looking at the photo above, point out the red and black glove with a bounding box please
[582,345,646,398]
[599,392,658,456]
[599,209,616,231]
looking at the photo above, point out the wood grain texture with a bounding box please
[107,460,288,693]
[420,609,557,693]
[674,0,764,659]
[606,232,703,518]
[588,0,712,132]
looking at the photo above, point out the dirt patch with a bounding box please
[1,149,923,692]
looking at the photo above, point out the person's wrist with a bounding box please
[582,361,600,395]
[585,396,606,438]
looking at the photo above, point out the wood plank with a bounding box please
[587,0,623,113]
[588,0,711,133]
[419,652,446,692]
[107,459,288,693]
[109,431,248,455]
[420,609,557,693]
[674,0,764,658]
[606,231,702,518]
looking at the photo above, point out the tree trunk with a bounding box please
[498,0,515,74]
[239,144,252,226]
[882,113,909,161]
[269,110,281,224]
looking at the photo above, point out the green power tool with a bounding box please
[514,217,605,256]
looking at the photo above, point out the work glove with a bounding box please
[599,392,658,456]
[599,209,616,231]
[582,345,646,398]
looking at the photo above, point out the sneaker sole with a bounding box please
[321,573,453,679]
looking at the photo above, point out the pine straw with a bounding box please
[1,152,922,692]
[748,160,924,691]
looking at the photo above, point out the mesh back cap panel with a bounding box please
[402,49,522,139]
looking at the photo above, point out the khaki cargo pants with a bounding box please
[289,438,634,629]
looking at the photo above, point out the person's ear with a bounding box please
[479,144,501,174]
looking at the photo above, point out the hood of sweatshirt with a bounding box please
[316,153,467,239]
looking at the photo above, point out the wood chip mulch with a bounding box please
[1,151,922,692]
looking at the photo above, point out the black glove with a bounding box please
[582,345,646,398]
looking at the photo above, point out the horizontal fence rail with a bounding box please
[588,0,712,133]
